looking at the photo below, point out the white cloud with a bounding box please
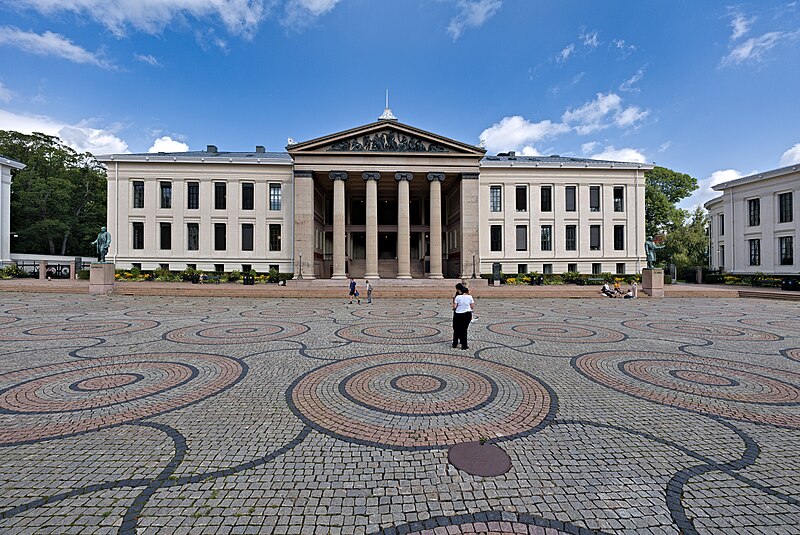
[580,29,599,48]
[0,108,128,154]
[619,66,646,92]
[680,169,743,210]
[556,43,575,63]
[658,141,672,153]
[562,92,649,134]
[0,27,113,68]
[11,0,269,38]
[520,146,540,156]
[589,146,647,163]
[289,0,340,16]
[721,30,799,66]
[780,143,800,166]
[613,38,636,59]
[581,141,599,155]
[282,0,341,29]
[479,115,570,154]
[134,53,161,67]
[729,11,756,40]
[447,0,502,40]
[0,82,14,103]
[148,136,189,153]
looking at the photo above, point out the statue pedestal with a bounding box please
[642,268,664,298]
[89,263,115,295]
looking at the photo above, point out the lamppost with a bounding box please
[471,254,476,279]
[298,253,303,280]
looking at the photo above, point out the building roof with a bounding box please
[0,155,26,170]
[481,153,654,170]
[97,149,292,165]
[711,162,800,191]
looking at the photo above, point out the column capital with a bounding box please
[461,173,479,180]
[394,172,413,182]
[329,171,348,181]
[294,170,313,179]
[426,172,445,182]
[362,172,381,181]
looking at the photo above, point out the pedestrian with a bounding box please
[452,285,474,350]
[348,277,360,304]
[365,279,373,304]
[630,280,638,299]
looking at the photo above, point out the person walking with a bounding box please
[365,279,373,304]
[452,285,474,350]
[348,277,360,305]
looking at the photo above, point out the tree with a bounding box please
[0,131,107,256]
[659,206,709,270]
[644,166,698,237]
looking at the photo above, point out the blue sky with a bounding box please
[1,0,799,209]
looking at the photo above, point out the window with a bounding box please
[159,222,171,250]
[214,264,224,273]
[613,225,625,251]
[242,223,254,251]
[517,264,528,274]
[270,184,282,211]
[568,263,578,273]
[269,224,282,251]
[590,225,601,250]
[214,182,226,210]
[242,183,254,211]
[613,187,624,212]
[515,186,527,212]
[780,236,794,265]
[187,223,199,251]
[132,263,142,270]
[489,186,502,212]
[540,225,552,251]
[719,214,725,236]
[565,225,577,251]
[565,186,576,212]
[160,181,172,209]
[589,186,600,212]
[748,198,760,226]
[490,225,502,251]
[515,225,528,251]
[269,264,279,272]
[592,263,601,275]
[779,192,793,223]
[132,222,144,249]
[616,263,626,275]
[242,264,251,273]
[214,223,226,251]
[719,245,725,271]
[543,264,553,274]
[187,264,196,270]
[187,182,199,209]
[132,181,144,209]
[540,186,552,212]
[749,238,760,266]
[159,263,169,271]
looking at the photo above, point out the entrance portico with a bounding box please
[288,113,484,279]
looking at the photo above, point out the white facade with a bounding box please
[706,164,799,275]
[100,119,649,276]
[0,156,25,266]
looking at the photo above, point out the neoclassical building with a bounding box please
[100,111,650,278]
[706,164,798,274]
[0,155,25,266]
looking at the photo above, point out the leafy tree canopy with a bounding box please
[659,207,709,269]
[644,166,698,237]
[0,131,107,256]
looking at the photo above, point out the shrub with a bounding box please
[153,267,179,282]
[226,270,241,282]
[0,264,27,279]
[77,269,90,280]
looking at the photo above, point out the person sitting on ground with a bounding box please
[601,281,615,298]
[623,289,635,299]
[613,280,624,296]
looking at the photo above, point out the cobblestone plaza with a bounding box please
[0,294,798,534]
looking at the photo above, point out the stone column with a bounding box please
[395,173,413,279]
[427,173,445,279]
[460,173,480,278]
[362,172,380,279]
[293,171,316,279]
[330,171,348,279]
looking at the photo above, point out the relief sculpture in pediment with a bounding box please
[327,131,449,153]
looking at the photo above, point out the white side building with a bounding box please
[0,155,25,266]
[706,164,798,274]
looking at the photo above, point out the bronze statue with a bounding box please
[91,227,112,263]
[644,236,664,269]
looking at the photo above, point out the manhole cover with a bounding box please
[448,441,511,476]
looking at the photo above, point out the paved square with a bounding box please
[0,293,798,534]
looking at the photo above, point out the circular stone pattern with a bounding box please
[349,308,439,320]
[125,306,230,318]
[0,319,159,341]
[488,321,625,344]
[376,512,608,535]
[781,348,800,363]
[621,319,781,341]
[241,307,334,319]
[574,351,800,428]
[0,352,245,445]
[740,318,800,336]
[288,352,553,449]
[164,321,308,345]
[336,324,449,345]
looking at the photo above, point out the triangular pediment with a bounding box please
[286,121,485,157]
